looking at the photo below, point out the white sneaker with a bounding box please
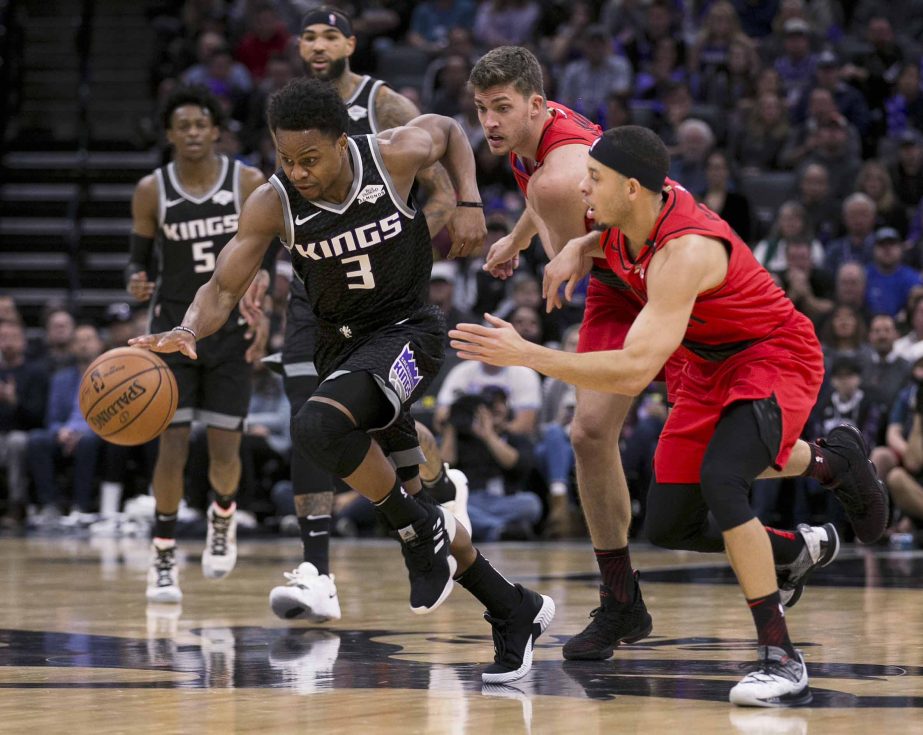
[146,538,182,603]
[777,523,840,607]
[729,646,811,707]
[269,562,342,622]
[202,502,238,579]
[444,467,472,536]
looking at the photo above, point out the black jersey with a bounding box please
[153,155,242,305]
[344,75,387,135]
[270,135,432,339]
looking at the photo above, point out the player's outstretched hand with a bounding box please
[446,206,487,258]
[483,233,522,280]
[127,271,156,302]
[129,330,197,360]
[449,314,528,367]
[239,268,270,327]
[542,240,592,313]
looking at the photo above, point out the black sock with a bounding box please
[422,466,455,504]
[802,442,836,485]
[456,551,523,619]
[153,511,178,540]
[299,514,330,575]
[594,546,635,604]
[373,477,427,530]
[214,491,237,510]
[765,526,806,565]
[748,590,796,658]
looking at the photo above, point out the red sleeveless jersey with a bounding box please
[509,102,601,197]
[601,180,813,362]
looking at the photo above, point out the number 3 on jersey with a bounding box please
[192,240,216,273]
[342,253,375,290]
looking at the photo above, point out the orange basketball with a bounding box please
[79,347,178,446]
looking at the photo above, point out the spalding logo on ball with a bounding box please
[79,347,178,446]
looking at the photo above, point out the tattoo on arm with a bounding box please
[418,163,455,236]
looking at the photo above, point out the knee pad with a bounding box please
[699,457,756,532]
[292,400,371,478]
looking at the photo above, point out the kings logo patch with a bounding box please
[389,343,423,403]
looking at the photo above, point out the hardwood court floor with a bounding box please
[0,535,920,734]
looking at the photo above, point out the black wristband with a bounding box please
[456,201,484,208]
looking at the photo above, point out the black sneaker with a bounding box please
[562,572,652,661]
[816,424,889,543]
[398,504,457,614]
[777,523,840,608]
[482,584,555,683]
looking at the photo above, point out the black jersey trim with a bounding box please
[165,155,229,205]
[368,135,416,219]
[311,138,364,214]
[269,175,294,247]
[367,79,386,134]
[346,76,371,105]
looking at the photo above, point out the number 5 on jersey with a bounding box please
[192,240,216,273]
[342,253,375,290]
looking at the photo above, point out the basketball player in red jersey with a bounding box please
[449,125,889,706]
[470,45,663,659]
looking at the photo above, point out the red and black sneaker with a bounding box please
[816,424,889,544]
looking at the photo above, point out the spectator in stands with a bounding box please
[889,129,923,214]
[782,89,860,175]
[884,63,923,140]
[634,40,690,106]
[797,162,839,245]
[406,0,477,55]
[26,323,105,523]
[616,0,683,72]
[833,262,869,318]
[473,0,541,49]
[892,295,923,361]
[773,18,817,106]
[440,389,541,542]
[702,150,752,242]
[777,237,834,326]
[241,52,296,165]
[430,261,477,336]
[102,302,137,350]
[182,31,253,98]
[856,160,909,236]
[0,320,49,526]
[730,91,789,173]
[543,1,593,66]
[752,200,825,273]
[865,228,921,318]
[509,305,545,347]
[234,3,289,81]
[809,355,886,456]
[602,93,632,131]
[824,193,878,275]
[841,16,905,122]
[34,307,76,371]
[0,296,20,326]
[819,303,871,370]
[558,25,633,124]
[667,118,715,197]
[426,54,471,118]
[862,313,911,408]
[698,37,760,111]
[688,0,754,85]
[794,50,870,137]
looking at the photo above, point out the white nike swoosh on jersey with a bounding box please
[164,198,185,208]
[295,212,321,225]
[308,530,328,537]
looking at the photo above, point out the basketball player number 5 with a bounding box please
[192,240,216,273]
[341,253,375,290]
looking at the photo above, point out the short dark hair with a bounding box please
[267,78,348,139]
[161,85,225,131]
[468,45,544,99]
[598,125,670,185]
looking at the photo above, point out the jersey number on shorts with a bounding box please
[192,240,216,273]
[342,253,375,290]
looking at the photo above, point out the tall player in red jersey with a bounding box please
[449,126,889,707]
[469,46,663,661]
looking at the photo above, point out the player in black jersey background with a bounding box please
[126,86,268,605]
[132,78,556,684]
[241,7,466,624]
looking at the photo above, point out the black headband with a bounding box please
[588,135,665,192]
[301,8,353,37]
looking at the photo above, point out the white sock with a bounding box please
[100,482,123,518]
[550,481,568,497]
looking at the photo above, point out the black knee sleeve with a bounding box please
[699,400,776,532]
[292,400,371,478]
[644,479,725,552]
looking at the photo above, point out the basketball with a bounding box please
[79,346,178,446]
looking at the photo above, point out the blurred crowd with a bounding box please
[3,0,923,546]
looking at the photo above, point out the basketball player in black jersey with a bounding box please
[245,7,467,623]
[132,78,555,684]
[127,86,268,604]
